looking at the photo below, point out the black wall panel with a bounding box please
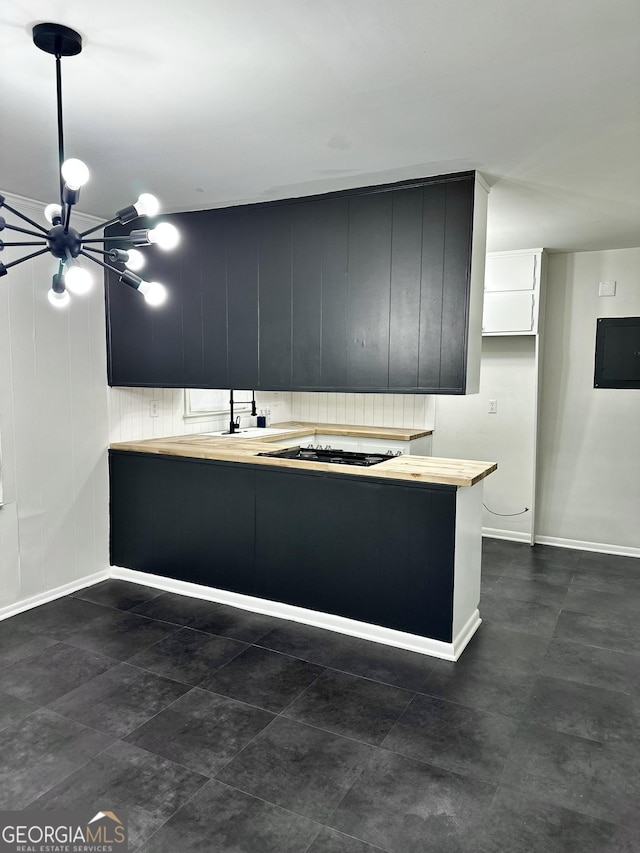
[292,202,324,388]
[319,197,350,389]
[346,191,393,388]
[225,209,260,389]
[257,205,293,388]
[388,186,424,389]
[200,209,229,388]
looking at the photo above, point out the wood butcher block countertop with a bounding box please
[269,421,433,440]
[110,424,496,488]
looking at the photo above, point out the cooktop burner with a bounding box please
[258,446,396,466]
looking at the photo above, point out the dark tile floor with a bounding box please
[1,542,639,852]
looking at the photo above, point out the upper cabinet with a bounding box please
[105,171,488,394]
[482,249,547,336]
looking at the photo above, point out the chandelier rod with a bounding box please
[3,222,48,239]
[1,242,48,248]
[80,216,122,239]
[82,245,119,259]
[1,248,50,271]
[79,249,128,279]
[55,48,65,212]
[81,235,140,244]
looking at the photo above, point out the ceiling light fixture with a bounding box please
[0,23,179,307]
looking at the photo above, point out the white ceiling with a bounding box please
[2,0,639,252]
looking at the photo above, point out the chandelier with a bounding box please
[0,23,179,308]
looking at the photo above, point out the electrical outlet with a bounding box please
[149,400,159,418]
[488,399,498,414]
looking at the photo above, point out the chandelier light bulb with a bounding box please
[64,262,92,294]
[61,158,90,190]
[134,194,160,217]
[124,249,145,271]
[148,222,179,250]
[44,203,63,224]
[48,287,71,308]
[138,280,167,306]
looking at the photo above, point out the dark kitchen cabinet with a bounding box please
[105,171,487,393]
[109,450,458,642]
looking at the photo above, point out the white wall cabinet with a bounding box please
[483,250,546,336]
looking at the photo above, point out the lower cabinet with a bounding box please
[109,450,458,643]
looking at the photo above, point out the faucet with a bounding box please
[222,388,257,435]
[223,390,241,435]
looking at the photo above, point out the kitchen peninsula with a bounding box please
[109,424,496,660]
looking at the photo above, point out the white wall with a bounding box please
[0,193,110,611]
[537,248,640,552]
[432,336,536,540]
[432,246,640,555]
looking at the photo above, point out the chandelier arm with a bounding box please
[1,241,48,248]
[3,223,50,239]
[82,246,116,259]
[79,217,120,238]
[1,248,50,271]
[79,249,126,278]
[81,235,137,244]
[0,201,48,234]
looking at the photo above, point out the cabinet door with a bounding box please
[483,291,535,334]
[485,253,537,292]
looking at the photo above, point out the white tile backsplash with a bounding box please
[108,387,434,443]
[288,391,434,430]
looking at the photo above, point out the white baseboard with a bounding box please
[452,609,482,658]
[483,527,532,544]
[534,535,640,559]
[0,570,110,623]
[483,529,639,558]
[112,566,478,661]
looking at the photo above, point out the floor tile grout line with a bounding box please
[274,666,329,718]
[321,762,394,853]
[20,711,118,810]
[124,635,250,690]
[252,641,436,693]
[0,638,64,673]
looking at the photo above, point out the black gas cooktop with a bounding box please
[258,446,396,467]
